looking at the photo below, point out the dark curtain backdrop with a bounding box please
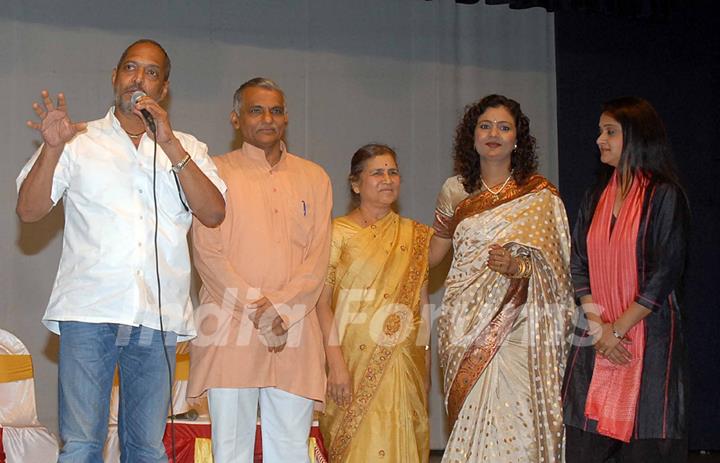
[445,0,679,18]
[553,6,719,451]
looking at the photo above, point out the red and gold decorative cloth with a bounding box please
[163,421,328,462]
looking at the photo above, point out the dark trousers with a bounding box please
[565,425,687,463]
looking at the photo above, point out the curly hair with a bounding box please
[453,94,538,194]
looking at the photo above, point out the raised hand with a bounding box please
[27,90,86,148]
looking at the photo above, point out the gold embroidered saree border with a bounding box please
[446,277,529,425]
[328,221,431,461]
[450,174,558,237]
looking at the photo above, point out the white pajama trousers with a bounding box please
[208,387,314,463]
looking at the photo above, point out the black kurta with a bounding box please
[562,179,689,440]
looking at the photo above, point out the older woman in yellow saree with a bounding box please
[318,144,433,462]
[430,95,575,462]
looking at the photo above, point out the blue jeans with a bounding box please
[58,322,177,463]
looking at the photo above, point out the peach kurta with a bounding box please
[188,142,332,402]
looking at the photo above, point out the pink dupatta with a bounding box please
[585,171,648,442]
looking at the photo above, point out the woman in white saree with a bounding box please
[430,95,575,463]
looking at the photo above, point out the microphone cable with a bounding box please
[150,126,178,463]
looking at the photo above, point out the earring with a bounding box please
[513,143,518,150]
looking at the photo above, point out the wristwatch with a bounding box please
[171,153,192,173]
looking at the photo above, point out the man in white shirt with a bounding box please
[16,39,226,462]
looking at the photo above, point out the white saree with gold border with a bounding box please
[435,175,574,463]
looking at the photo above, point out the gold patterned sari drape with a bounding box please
[437,176,574,463]
[320,212,432,463]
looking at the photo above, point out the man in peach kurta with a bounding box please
[188,78,332,463]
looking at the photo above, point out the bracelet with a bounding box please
[611,324,625,340]
[510,256,532,279]
[171,153,192,173]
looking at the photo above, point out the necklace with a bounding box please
[480,173,512,198]
[124,128,145,139]
[357,207,389,227]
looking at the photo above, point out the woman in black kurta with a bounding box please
[562,97,689,463]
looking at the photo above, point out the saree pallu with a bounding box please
[438,176,574,463]
[320,212,432,463]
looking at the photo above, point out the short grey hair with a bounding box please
[232,77,286,115]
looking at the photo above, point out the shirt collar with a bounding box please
[98,107,126,137]
[242,141,288,170]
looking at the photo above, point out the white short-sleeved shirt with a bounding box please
[16,108,226,339]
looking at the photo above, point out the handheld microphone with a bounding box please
[130,90,156,133]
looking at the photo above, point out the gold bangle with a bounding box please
[522,257,532,278]
[510,256,532,279]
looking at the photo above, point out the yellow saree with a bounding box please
[320,212,432,463]
[435,175,574,463]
